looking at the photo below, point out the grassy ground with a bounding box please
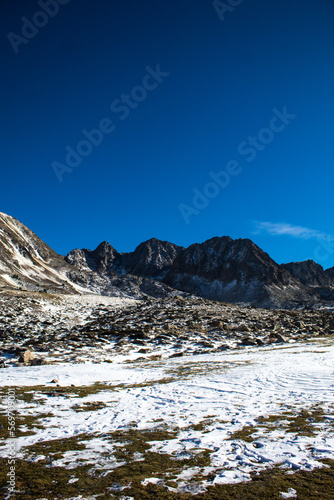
[1,340,334,499]
[1,390,334,499]
[0,411,334,498]
[0,453,334,499]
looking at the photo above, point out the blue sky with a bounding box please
[1,0,333,268]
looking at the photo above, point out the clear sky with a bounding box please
[1,0,333,268]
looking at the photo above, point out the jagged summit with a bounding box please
[66,238,183,279]
[123,238,183,278]
[280,259,334,301]
[163,236,315,307]
[281,260,330,287]
[66,241,121,275]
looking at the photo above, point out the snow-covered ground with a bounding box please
[1,337,333,491]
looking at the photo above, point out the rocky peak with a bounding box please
[163,236,311,306]
[65,241,121,275]
[91,241,121,274]
[281,260,333,288]
[124,238,183,278]
[325,266,334,281]
[165,236,291,285]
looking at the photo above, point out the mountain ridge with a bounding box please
[1,212,333,308]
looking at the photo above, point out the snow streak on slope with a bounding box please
[0,212,79,293]
[1,339,333,489]
[0,213,127,296]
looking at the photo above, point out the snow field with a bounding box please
[0,338,333,488]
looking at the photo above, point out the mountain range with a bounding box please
[1,211,333,308]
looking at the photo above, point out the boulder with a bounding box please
[170,352,184,358]
[239,337,257,346]
[218,344,230,351]
[275,334,288,343]
[197,341,214,348]
[18,350,36,363]
[30,358,45,366]
[267,333,288,344]
[209,320,225,329]
[234,324,250,332]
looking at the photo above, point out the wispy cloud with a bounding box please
[253,221,334,242]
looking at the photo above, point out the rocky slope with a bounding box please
[1,290,333,368]
[0,213,184,300]
[0,212,82,294]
